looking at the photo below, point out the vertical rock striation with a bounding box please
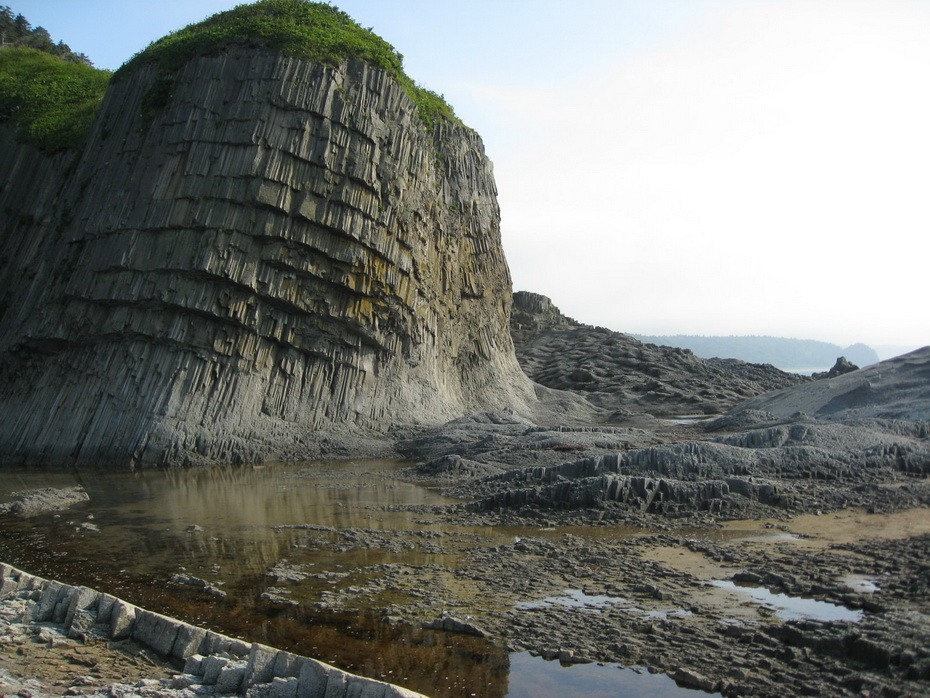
[0,51,535,466]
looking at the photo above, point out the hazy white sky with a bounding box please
[16,0,930,350]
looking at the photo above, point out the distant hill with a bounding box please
[631,335,879,371]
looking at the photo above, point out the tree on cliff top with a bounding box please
[0,5,93,65]
[0,5,108,151]
[119,0,459,128]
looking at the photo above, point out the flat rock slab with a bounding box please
[0,487,89,517]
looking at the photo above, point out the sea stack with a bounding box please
[0,2,535,466]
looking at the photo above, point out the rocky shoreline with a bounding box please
[2,350,929,697]
[3,422,929,696]
[0,563,424,697]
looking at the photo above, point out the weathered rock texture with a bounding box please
[812,356,859,380]
[510,291,805,417]
[0,562,424,697]
[450,417,930,518]
[0,486,89,517]
[0,51,536,466]
[738,347,930,421]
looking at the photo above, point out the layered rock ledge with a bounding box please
[0,562,423,697]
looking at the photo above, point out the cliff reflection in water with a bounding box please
[0,460,509,698]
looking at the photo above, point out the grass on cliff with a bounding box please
[119,0,460,129]
[0,47,111,151]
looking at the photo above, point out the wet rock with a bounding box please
[404,454,504,482]
[423,614,489,638]
[0,487,89,517]
[0,563,427,697]
[266,561,309,583]
[673,667,718,692]
[170,574,226,597]
[848,637,892,670]
[260,589,298,607]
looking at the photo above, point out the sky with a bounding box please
[14,0,930,354]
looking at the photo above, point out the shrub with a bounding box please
[0,47,110,151]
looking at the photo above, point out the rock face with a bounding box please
[458,417,930,518]
[510,291,805,417]
[0,51,535,466]
[812,356,859,380]
[737,346,930,421]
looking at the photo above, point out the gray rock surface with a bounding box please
[0,486,89,517]
[737,347,930,421]
[0,50,538,467]
[451,415,930,520]
[510,291,805,418]
[0,563,424,697]
[812,356,860,380]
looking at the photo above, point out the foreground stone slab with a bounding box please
[0,562,425,697]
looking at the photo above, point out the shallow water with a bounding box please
[712,580,863,622]
[842,574,880,594]
[514,589,629,611]
[513,589,695,625]
[662,415,716,425]
[506,652,719,697]
[0,461,507,696]
[0,461,777,695]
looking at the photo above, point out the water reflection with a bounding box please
[506,652,717,697]
[841,574,879,594]
[515,589,629,611]
[0,461,505,697]
[712,580,863,622]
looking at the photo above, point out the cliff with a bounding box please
[511,291,806,417]
[0,45,535,466]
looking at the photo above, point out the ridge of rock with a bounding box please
[510,291,805,417]
[736,346,930,421]
[0,49,535,466]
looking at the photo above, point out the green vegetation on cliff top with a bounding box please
[0,0,459,152]
[119,0,459,128]
[0,47,110,151]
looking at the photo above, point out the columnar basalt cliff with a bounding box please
[0,50,535,466]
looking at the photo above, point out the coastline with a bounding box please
[0,563,424,698]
